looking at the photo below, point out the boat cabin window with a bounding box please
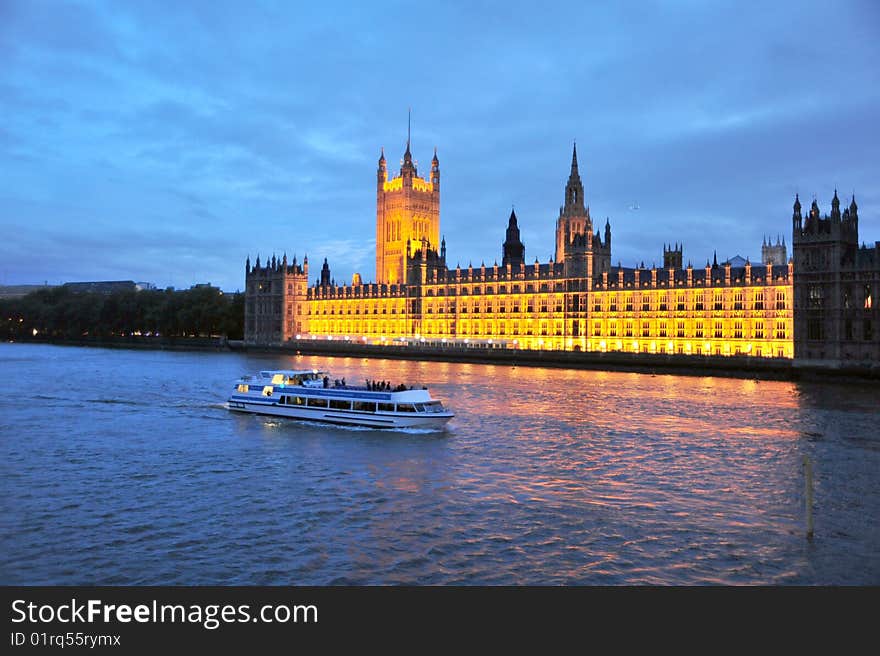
[396,403,417,413]
[236,384,249,393]
[271,374,285,384]
[286,396,305,405]
[329,399,351,410]
[377,403,395,413]
[413,403,426,412]
[262,386,274,396]
[423,401,445,412]
[352,401,375,412]
[307,397,328,408]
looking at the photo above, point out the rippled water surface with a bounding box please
[1,343,878,584]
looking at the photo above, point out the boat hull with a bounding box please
[227,399,453,429]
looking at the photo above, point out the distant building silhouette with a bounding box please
[64,281,139,294]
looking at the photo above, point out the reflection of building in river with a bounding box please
[244,135,879,366]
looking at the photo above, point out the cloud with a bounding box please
[0,0,878,291]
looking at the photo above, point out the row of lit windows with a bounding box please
[422,320,566,337]
[424,298,567,314]
[309,302,406,316]
[592,319,789,340]
[424,282,567,296]
[592,339,791,358]
[310,321,407,335]
[592,289,787,312]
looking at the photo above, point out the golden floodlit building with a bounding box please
[244,135,880,365]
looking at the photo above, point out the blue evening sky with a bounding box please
[2,1,878,291]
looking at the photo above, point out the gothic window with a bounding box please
[695,321,704,338]
[714,321,723,338]
[808,286,823,309]
[677,321,685,338]
[734,291,743,311]
[865,285,873,310]
[775,321,786,339]
[642,322,650,337]
[734,321,743,339]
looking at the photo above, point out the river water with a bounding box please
[1,343,877,585]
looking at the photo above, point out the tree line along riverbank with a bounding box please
[1,285,243,341]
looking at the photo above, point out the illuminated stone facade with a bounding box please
[375,139,441,285]
[244,141,875,364]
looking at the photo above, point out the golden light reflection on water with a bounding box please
[267,353,879,583]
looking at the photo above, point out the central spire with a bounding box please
[403,107,412,167]
[562,141,585,215]
[404,107,412,159]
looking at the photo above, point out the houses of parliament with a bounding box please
[244,133,880,365]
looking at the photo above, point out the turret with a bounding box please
[377,147,387,186]
[792,193,802,232]
[604,217,611,249]
[431,147,440,188]
[663,242,682,270]
[502,208,525,268]
[831,189,841,222]
[320,258,331,286]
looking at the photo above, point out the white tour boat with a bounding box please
[227,369,454,429]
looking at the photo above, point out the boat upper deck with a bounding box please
[234,369,435,402]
